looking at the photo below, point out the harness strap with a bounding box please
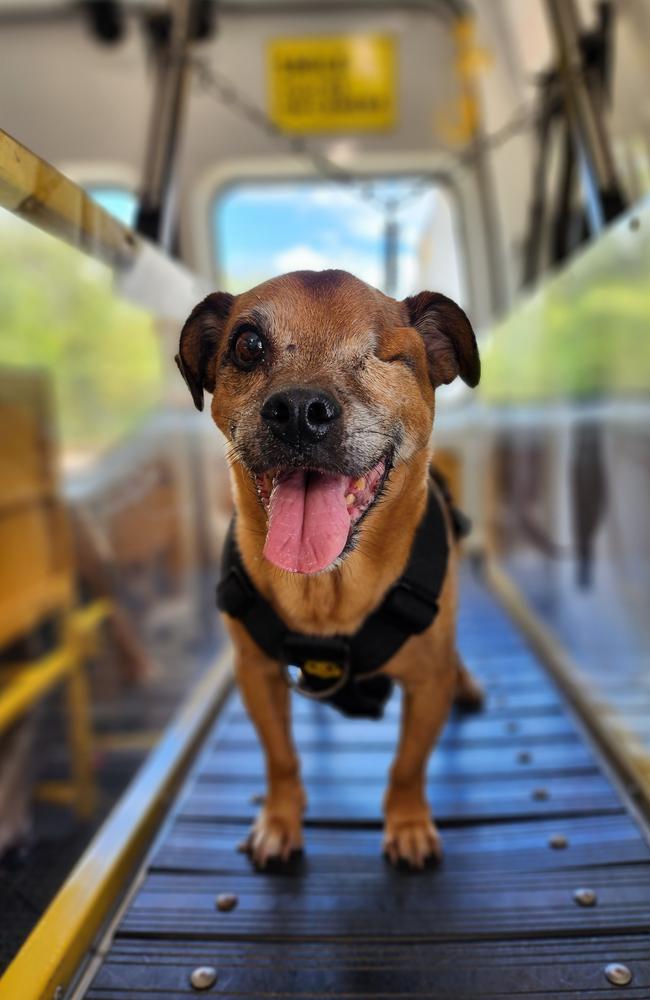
[217,483,450,719]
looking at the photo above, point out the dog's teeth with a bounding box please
[345,493,355,506]
[353,477,365,491]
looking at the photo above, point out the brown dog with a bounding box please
[176,269,482,869]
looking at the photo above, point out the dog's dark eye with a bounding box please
[232,329,265,370]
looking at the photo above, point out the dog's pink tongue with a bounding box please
[264,470,350,573]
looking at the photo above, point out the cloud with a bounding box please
[306,186,356,208]
[347,209,385,242]
[273,243,381,287]
[227,242,426,299]
[274,244,338,272]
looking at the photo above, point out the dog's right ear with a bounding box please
[403,291,480,389]
[175,292,235,411]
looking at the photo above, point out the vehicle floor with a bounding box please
[78,570,650,997]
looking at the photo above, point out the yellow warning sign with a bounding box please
[268,34,396,134]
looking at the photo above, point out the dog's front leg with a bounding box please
[228,619,306,868]
[383,657,456,868]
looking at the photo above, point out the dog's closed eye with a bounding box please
[385,353,417,372]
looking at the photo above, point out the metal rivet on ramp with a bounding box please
[517,751,532,764]
[573,887,597,907]
[604,963,633,986]
[506,721,519,733]
[548,834,568,849]
[250,793,265,805]
[216,893,238,911]
[190,966,217,990]
[532,787,548,800]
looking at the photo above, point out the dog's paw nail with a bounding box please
[246,813,303,868]
[383,819,442,869]
[383,843,397,865]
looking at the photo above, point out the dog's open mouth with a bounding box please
[254,455,390,574]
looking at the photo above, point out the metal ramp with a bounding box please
[83,574,650,999]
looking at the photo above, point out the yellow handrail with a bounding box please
[0,649,232,1000]
[0,129,137,269]
[0,601,111,733]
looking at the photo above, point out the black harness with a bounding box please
[217,479,461,720]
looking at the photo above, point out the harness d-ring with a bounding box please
[282,661,351,701]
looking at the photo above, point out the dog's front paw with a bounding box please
[246,806,303,868]
[383,814,442,869]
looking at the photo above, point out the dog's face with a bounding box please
[177,270,479,575]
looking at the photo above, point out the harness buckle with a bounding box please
[281,635,351,701]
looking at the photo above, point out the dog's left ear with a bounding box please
[175,292,235,411]
[403,291,480,388]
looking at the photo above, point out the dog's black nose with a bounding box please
[261,388,341,447]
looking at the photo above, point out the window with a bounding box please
[212,177,464,303]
